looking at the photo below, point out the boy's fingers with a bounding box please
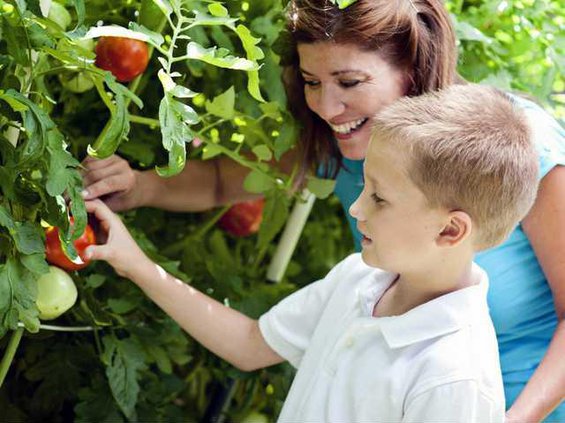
[85,199,116,223]
[83,244,108,261]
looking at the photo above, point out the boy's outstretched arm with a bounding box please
[83,200,284,372]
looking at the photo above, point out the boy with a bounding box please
[84,84,538,422]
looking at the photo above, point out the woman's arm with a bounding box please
[506,165,565,422]
[81,149,302,212]
[83,199,284,371]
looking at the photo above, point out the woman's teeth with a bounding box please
[330,118,368,134]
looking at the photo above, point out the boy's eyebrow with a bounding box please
[300,68,366,77]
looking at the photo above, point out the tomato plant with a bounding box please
[219,199,265,237]
[45,220,96,271]
[36,266,78,320]
[95,37,150,82]
[0,0,562,421]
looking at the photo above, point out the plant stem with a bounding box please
[129,114,161,127]
[0,327,24,388]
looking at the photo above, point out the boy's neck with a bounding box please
[373,255,478,318]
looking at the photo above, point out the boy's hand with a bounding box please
[83,200,148,279]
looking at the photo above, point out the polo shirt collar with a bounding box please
[371,264,489,349]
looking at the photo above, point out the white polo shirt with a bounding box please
[259,254,505,422]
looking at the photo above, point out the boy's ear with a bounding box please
[436,211,472,247]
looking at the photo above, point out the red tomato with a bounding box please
[45,219,96,271]
[218,199,265,237]
[94,37,149,82]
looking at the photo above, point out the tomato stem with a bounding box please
[0,327,24,389]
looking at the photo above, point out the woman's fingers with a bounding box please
[82,174,129,201]
[85,199,117,225]
[82,161,128,188]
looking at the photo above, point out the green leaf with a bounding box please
[205,86,235,119]
[235,25,265,102]
[12,222,44,255]
[252,145,272,161]
[185,42,258,71]
[107,297,140,314]
[192,10,237,28]
[208,3,228,17]
[128,22,165,48]
[0,92,28,112]
[20,253,49,275]
[155,93,197,177]
[243,170,275,193]
[274,118,298,160]
[306,176,336,199]
[202,143,223,160]
[88,77,131,159]
[257,192,289,250]
[454,20,493,44]
[102,336,147,419]
[85,274,106,289]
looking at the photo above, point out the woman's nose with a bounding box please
[309,87,346,122]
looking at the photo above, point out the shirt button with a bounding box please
[345,337,355,348]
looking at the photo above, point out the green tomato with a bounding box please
[47,1,71,31]
[59,72,95,93]
[240,411,270,423]
[36,266,78,320]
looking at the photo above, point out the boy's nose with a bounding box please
[349,197,364,221]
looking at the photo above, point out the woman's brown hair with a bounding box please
[283,0,459,177]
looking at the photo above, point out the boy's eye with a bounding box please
[339,80,361,88]
[371,193,384,204]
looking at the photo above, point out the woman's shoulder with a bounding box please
[508,93,565,178]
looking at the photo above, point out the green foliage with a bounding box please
[0,0,562,421]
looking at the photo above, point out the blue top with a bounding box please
[331,96,565,420]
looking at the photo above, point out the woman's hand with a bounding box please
[81,155,145,212]
[83,199,149,279]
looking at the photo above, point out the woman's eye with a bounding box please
[371,193,384,204]
[304,80,320,87]
[340,80,361,88]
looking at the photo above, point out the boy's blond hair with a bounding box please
[372,84,539,250]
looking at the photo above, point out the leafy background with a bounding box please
[0,0,562,421]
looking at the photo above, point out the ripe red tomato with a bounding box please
[45,219,96,271]
[94,37,149,82]
[219,199,265,237]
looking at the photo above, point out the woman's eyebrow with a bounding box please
[300,68,366,76]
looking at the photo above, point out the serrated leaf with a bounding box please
[205,86,235,119]
[13,222,44,255]
[128,22,164,48]
[103,336,146,419]
[193,10,237,28]
[84,25,150,42]
[185,42,258,71]
[306,176,336,199]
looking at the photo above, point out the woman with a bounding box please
[82,0,565,420]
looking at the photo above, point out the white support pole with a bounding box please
[267,189,316,283]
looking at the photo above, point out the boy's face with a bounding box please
[349,139,448,273]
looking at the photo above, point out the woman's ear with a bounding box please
[436,211,473,247]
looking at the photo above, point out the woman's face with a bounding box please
[298,42,408,160]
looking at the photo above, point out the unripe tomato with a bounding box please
[218,199,265,237]
[95,37,149,82]
[45,219,96,271]
[240,411,270,423]
[36,266,78,320]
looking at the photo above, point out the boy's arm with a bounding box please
[84,200,284,372]
[402,381,504,423]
